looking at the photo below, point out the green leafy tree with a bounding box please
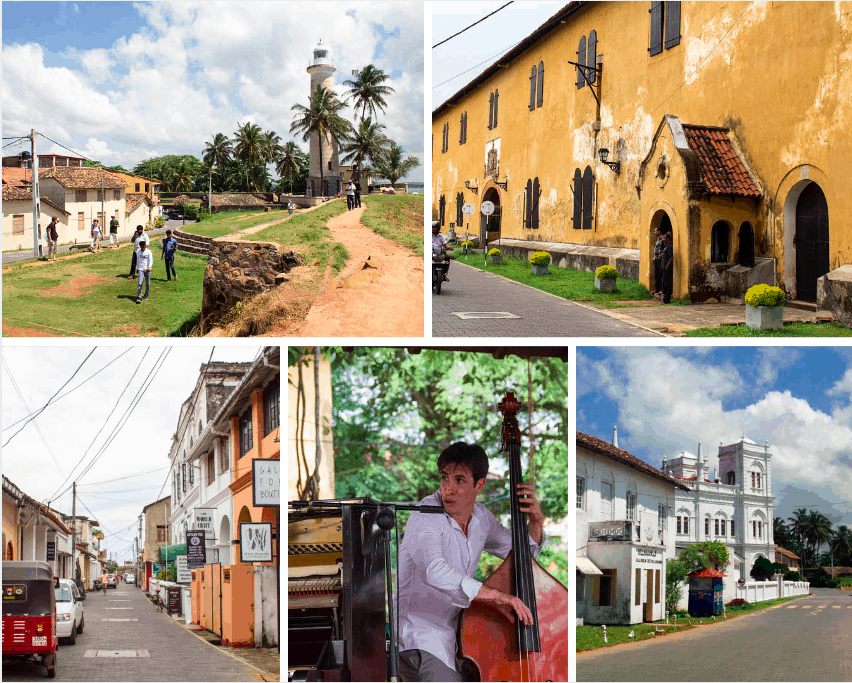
[235,122,265,191]
[804,510,833,567]
[750,556,783,581]
[665,558,689,614]
[774,516,791,547]
[830,525,852,565]
[343,64,396,121]
[373,142,420,190]
[202,132,233,191]
[276,141,304,195]
[340,117,393,183]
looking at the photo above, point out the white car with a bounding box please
[55,578,84,644]
[124,573,135,585]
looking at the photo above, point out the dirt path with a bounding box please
[293,206,423,337]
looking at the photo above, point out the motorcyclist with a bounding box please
[432,221,453,282]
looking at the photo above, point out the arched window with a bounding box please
[582,166,594,230]
[576,35,587,89]
[738,222,755,267]
[572,169,582,230]
[587,30,597,85]
[531,178,540,229]
[529,66,537,111]
[711,221,729,262]
[536,61,544,107]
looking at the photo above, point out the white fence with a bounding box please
[735,578,809,603]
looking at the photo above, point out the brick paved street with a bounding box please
[432,263,661,337]
[2,584,270,681]
[577,588,852,681]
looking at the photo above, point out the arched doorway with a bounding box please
[738,222,755,267]
[219,515,231,566]
[479,187,501,246]
[795,182,829,301]
[649,210,673,293]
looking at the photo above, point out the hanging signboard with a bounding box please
[240,522,273,562]
[193,508,215,535]
[46,542,55,562]
[252,459,280,507]
[186,530,206,569]
[175,555,192,584]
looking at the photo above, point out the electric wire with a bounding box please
[432,2,514,49]
[76,467,169,487]
[35,132,92,162]
[3,349,96,448]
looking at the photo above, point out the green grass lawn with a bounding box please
[3,237,207,337]
[360,194,424,256]
[245,200,349,273]
[177,210,290,239]
[576,595,807,652]
[685,321,852,337]
[454,253,654,304]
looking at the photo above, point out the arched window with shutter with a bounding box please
[572,169,582,230]
[529,66,537,111]
[525,179,533,228]
[536,62,544,107]
[532,178,540,229]
[494,89,499,126]
[587,30,597,85]
[576,35,586,89]
[488,92,494,130]
[582,166,594,230]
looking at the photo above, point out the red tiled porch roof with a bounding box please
[689,568,726,578]
[681,125,761,198]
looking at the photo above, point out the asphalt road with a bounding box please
[1,583,265,681]
[432,262,661,337]
[577,588,852,681]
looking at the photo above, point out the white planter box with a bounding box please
[746,303,783,330]
[489,255,503,264]
[595,276,617,292]
[531,263,549,275]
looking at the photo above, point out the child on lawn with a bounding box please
[135,236,153,303]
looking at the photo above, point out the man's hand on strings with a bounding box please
[517,481,544,544]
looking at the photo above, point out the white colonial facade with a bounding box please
[662,436,776,605]
[576,430,688,626]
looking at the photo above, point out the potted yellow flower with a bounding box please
[488,248,503,264]
[744,284,786,330]
[529,251,551,275]
[595,265,619,292]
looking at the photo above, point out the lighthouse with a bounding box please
[306,40,341,197]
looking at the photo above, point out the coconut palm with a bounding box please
[340,117,393,184]
[290,85,351,197]
[788,508,809,545]
[170,159,195,193]
[234,122,265,191]
[830,525,852,565]
[774,517,791,547]
[343,64,396,121]
[276,142,303,195]
[804,510,833,567]
[262,130,285,165]
[373,142,420,190]
[203,133,233,189]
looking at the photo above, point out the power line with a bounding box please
[433,2,513,49]
[3,348,134,432]
[433,40,525,90]
[3,349,96,448]
[77,466,169,487]
[35,131,92,162]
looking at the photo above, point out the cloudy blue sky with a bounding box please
[3,1,424,181]
[577,346,852,528]
[1,345,262,563]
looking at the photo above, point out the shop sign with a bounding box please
[194,508,214,534]
[635,547,663,565]
[46,541,55,561]
[240,522,272,562]
[175,555,192,584]
[186,530,206,569]
[589,520,631,540]
[252,459,279,507]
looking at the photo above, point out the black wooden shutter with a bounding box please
[576,36,586,89]
[572,169,582,229]
[463,112,467,142]
[525,179,532,228]
[529,66,537,110]
[649,1,664,56]
[582,166,594,230]
[494,89,499,126]
[588,30,597,84]
[532,178,540,229]
[439,195,445,226]
[664,1,681,49]
[537,62,544,107]
[488,92,494,130]
[460,114,464,144]
[457,192,464,225]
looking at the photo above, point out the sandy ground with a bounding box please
[294,206,423,337]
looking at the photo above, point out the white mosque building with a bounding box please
[661,436,777,595]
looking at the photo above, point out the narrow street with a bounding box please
[2,583,270,682]
[577,588,852,681]
[432,262,661,337]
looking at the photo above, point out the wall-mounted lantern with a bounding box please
[464,179,478,195]
[598,148,620,175]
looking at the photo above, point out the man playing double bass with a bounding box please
[397,442,546,682]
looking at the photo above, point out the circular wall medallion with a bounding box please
[656,157,671,188]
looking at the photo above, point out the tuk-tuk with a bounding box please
[2,561,58,678]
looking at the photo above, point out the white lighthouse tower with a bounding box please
[306,40,341,197]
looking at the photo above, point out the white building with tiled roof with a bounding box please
[2,184,70,251]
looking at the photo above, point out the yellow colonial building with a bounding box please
[433,1,852,307]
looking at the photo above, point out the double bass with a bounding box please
[458,392,569,682]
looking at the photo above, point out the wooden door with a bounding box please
[795,183,829,301]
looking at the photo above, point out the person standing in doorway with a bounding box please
[661,231,674,304]
[46,216,59,262]
[653,226,664,298]
[109,215,119,246]
[135,236,153,303]
[161,229,178,281]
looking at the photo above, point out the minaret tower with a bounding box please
[306,40,341,197]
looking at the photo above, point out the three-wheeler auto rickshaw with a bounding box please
[2,561,58,678]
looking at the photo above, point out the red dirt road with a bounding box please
[295,207,424,337]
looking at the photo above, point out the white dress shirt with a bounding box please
[136,247,154,272]
[397,490,546,673]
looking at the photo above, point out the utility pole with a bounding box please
[101,176,105,236]
[30,129,42,259]
[71,482,77,583]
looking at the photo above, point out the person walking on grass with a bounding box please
[90,219,102,252]
[346,180,356,210]
[354,178,362,208]
[46,216,59,262]
[127,225,145,279]
[161,229,178,281]
[109,215,119,246]
[135,236,153,304]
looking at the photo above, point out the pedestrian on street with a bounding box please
[354,178,362,208]
[346,180,356,210]
[109,215,119,246]
[135,236,153,304]
[161,229,178,281]
[661,231,674,304]
[127,225,145,279]
[46,216,59,262]
[101,571,108,595]
[90,219,102,252]
[653,226,664,298]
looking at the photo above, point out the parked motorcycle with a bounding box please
[432,246,450,294]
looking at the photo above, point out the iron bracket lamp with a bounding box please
[495,178,508,191]
[464,180,478,195]
[598,147,620,175]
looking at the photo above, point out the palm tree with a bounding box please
[789,508,809,545]
[171,159,195,192]
[373,142,420,190]
[343,64,395,121]
[830,525,852,565]
[234,122,264,191]
[340,117,393,185]
[202,133,233,188]
[804,510,833,567]
[774,517,791,547]
[276,142,303,195]
[290,85,351,197]
[262,130,285,166]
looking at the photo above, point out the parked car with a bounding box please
[55,579,84,645]
[124,573,135,585]
[106,574,117,589]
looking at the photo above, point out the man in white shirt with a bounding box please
[397,442,545,682]
[135,236,153,303]
[431,221,453,283]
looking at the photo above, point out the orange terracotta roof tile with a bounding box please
[1,185,70,214]
[681,125,761,198]
[125,192,150,213]
[1,167,33,186]
[689,567,726,578]
[40,166,125,189]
